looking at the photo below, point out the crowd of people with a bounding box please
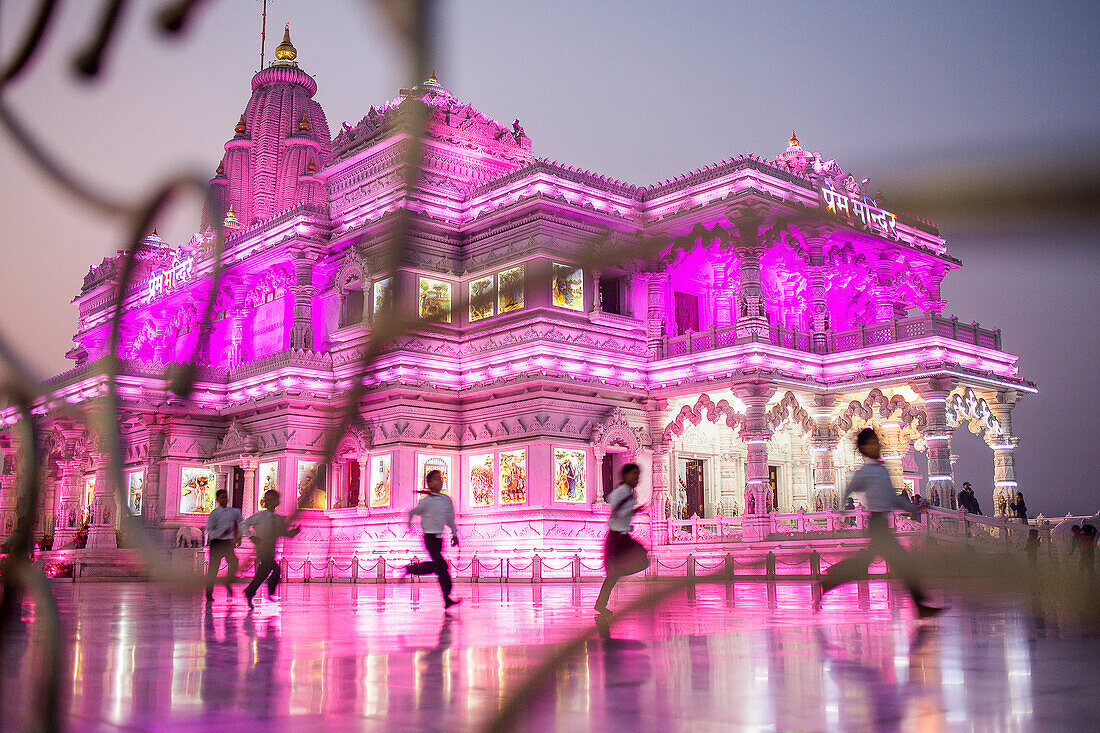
[199,437,1092,617]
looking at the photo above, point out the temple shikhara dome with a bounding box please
[1,29,1034,560]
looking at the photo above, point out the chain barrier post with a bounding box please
[725,552,734,580]
[377,556,386,584]
[810,550,821,578]
[765,551,776,579]
[572,554,580,582]
[687,554,695,578]
[472,556,479,583]
[533,554,542,583]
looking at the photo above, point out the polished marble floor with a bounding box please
[2,578,1098,731]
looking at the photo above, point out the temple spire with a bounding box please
[274,22,297,65]
[789,130,800,148]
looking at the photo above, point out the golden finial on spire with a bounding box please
[298,111,310,131]
[428,69,438,83]
[235,113,246,134]
[274,21,297,63]
[789,130,800,147]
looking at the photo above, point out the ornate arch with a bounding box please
[765,391,816,434]
[590,407,646,456]
[333,253,368,295]
[945,387,1004,438]
[663,394,745,443]
[831,388,928,440]
[246,266,294,307]
[337,422,371,458]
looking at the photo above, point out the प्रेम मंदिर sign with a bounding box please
[146,257,195,303]
[820,182,898,238]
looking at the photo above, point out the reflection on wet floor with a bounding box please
[2,580,1098,731]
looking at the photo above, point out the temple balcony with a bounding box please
[659,311,1002,359]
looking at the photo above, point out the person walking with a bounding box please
[204,488,242,602]
[595,463,650,617]
[405,470,461,609]
[241,489,301,609]
[816,428,942,619]
[1008,492,1029,524]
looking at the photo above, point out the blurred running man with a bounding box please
[595,463,649,616]
[405,470,461,609]
[205,488,242,602]
[241,489,300,609]
[816,428,942,619]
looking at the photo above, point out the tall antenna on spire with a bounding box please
[259,0,269,70]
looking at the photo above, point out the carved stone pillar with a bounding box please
[53,458,83,547]
[718,431,739,516]
[227,304,248,367]
[143,417,167,521]
[289,249,318,350]
[644,271,669,356]
[645,398,670,546]
[989,395,1019,517]
[878,421,905,491]
[86,453,117,548]
[649,442,670,546]
[592,446,606,503]
[805,233,829,353]
[917,383,956,508]
[810,394,839,510]
[591,270,602,314]
[193,323,215,365]
[737,381,773,518]
[358,457,369,507]
[734,214,769,342]
[871,254,895,324]
[241,457,258,517]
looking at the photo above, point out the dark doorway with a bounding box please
[674,291,700,334]
[602,457,615,501]
[231,467,244,510]
[768,465,779,512]
[347,460,361,508]
[684,459,705,518]
[599,276,624,316]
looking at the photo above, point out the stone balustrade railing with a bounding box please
[660,311,1002,359]
[668,506,1052,551]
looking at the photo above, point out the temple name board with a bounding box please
[146,257,194,303]
[820,183,898,238]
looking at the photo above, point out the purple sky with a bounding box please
[1,1,1097,517]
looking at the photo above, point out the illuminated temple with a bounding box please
[0,27,1035,560]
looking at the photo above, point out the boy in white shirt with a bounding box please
[406,470,461,609]
[204,488,242,602]
[240,489,300,608]
[595,463,649,616]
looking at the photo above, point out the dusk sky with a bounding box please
[1,1,1097,516]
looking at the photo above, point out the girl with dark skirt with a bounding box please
[595,463,649,616]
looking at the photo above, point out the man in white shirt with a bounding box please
[240,489,300,608]
[405,470,461,609]
[817,428,942,619]
[595,463,649,616]
[205,488,242,602]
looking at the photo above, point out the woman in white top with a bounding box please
[595,463,649,616]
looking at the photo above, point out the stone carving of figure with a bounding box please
[511,118,526,144]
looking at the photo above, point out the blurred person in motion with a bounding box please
[595,463,650,617]
[816,428,942,619]
[241,489,301,608]
[405,470,461,609]
[205,488,242,602]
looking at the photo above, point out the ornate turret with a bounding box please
[208,22,331,229]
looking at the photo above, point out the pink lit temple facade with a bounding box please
[0,30,1035,559]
